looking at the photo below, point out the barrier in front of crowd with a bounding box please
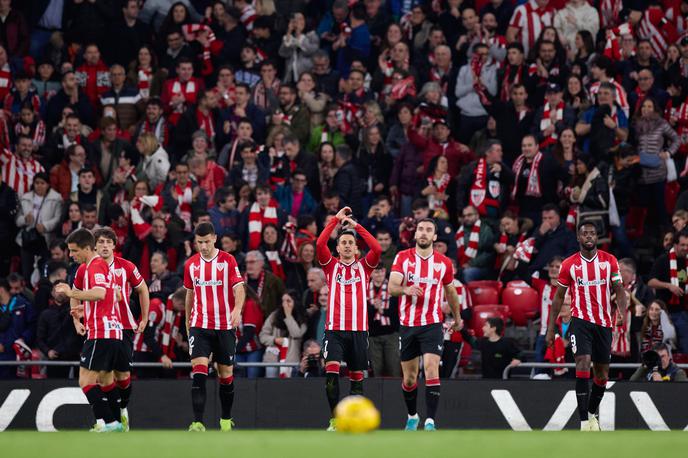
[502,362,688,380]
[0,378,686,431]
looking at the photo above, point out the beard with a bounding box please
[416,239,433,249]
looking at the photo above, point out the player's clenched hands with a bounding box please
[230,307,242,329]
[341,216,357,228]
[403,285,424,297]
[335,207,352,221]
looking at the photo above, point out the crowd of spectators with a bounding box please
[2,0,688,381]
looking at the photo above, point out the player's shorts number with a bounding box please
[323,340,328,359]
[188,336,195,356]
[570,334,577,354]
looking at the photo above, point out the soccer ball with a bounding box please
[334,395,381,433]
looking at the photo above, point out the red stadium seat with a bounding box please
[502,286,540,327]
[467,281,502,306]
[470,304,510,337]
[505,280,530,289]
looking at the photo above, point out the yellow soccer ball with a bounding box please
[334,395,381,433]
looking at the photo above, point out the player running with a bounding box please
[546,221,627,431]
[184,222,245,432]
[94,227,150,431]
[55,228,125,432]
[316,206,382,431]
[388,218,463,431]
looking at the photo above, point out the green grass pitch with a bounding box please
[1,430,684,458]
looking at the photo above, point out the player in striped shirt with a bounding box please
[316,206,381,431]
[183,222,245,432]
[54,228,125,432]
[546,221,628,431]
[388,219,463,431]
[94,227,150,431]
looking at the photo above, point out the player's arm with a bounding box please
[56,284,106,301]
[316,215,339,265]
[388,271,423,297]
[353,221,382,269]
[69,297,86,336]
[545,285,568,347]
[230,283,246,328]
[444,283,463,331]
[135,281,150,333]
[185,288,194,334]
[613,274,629,326]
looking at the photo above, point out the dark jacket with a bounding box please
[103,16,153,67]
[354,142,393,196]
[0,183,18,245]
[0,294,36,360]
[0,8,29,57]
[529,223,578,276]
[456,159,514,220]
[44,89,96,130]
[36,303,82,360]
[172,106,221,161]
[226,162,271,189]
[390,142,423,196]
[333,161,365,218]
[216,103,267,146]
[486,101,534,165]
[292,150,321,201]
[531,105,578,146]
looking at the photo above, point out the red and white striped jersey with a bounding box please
[108,256,144,330]
[391,249,454,327]
[637,7,680,60]
[133,297,165,352]
[557,250,622,328]
[665,6,688,35]
[508,0,553,55]
[183,250,244,330]
[73,255,122,340]
[0,149,45,196]
[533,278,557,335]
[589,79,629,117]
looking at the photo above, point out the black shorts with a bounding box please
[323,330,369,372]
[569,317,612,364]
[188,328,236,366]
[399,324,444,362]
[120,330,135,371]
[80,339,128,372]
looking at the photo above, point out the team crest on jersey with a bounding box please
[599,262,608,272]
[191,264,200,272]
[433,264,442,272]
[113,268,124,277]
[217,262,225,271]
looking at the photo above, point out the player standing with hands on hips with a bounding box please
[546,222,627,431]
[316,206,382,431]
[388,219,463,431]
[184,222,245,432]
[55,228,125,432]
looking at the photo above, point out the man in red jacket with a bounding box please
[75,44,111,109]
[408,119,474,176]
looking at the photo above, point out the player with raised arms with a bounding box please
[94,227,150,431]
[316,206,382,431]
[388,218,463,431]
[546,221,627,431]
[55,228,125,432]
[184,222,245,432]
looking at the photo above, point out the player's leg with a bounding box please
[115,330,135,427]
[188,328,212,431]
[587,325,612,431]
[570,318,594,430]
[323,331,344,410]
[216,329,237,431]
[100,369,121,427]
[79,367,115,429]
[79,339,119,431]
[418,324,444,430]
[400,326,421,430]
[346,331,369,396]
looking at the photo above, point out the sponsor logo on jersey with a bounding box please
[408,272,439,285]
[336,273,361,285]
[194,279,224,287]
[576,278,607,287]
[93,273,109,286]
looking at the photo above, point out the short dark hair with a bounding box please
[351,2,367,20]
[507,42,524,53]
[66,228,96,248]
[147,97,163,109]
[0,278,9,292]
[151,250,169,265]
[541,203,560,216]
[337,229,357,243]
[194,222,216,237]
[591,55,614,77]
[236,82,251,93]
[176,57,193,67]
[47,261,68,278]
[335,145,352,162]
[49,239,67,251]
[93,227,118,245]
[412,198,429,211]
[78,168,94,177]
[214,187,235,207]
[80,203,97,214]
[486,317,504,335]
[282,134,299,146]
[375,228,392,237]
[577,220,597,233]
[417,217,437,233]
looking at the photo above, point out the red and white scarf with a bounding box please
[511,151,543,200]
[427,172,450,214]
[253,78,281,110]
[160,296,182,359]
[138,68,152,99]
[669,247,688,305]
[274,338,291,378]
[611,283,634,357]
[248,201,278,250]
[196,108,215,141]
[471,55,491,106]
[174,181,193,232]
[540,101,564,149]
[130,194,163,240]
[469,158,498,216]
[456,219,481,265]
[566,204,578,231]
[599,0,622,29]
[368,282,390,326]
[265,250,285,280]
[170,79,197,115]
[604,22,633,61]
[280,222,298,263]
[513,237,536,263]
[500,64,523,102]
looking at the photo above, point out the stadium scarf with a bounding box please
[217,85,236,108]
[174,181,193,232]
[544,331,567,376]
[0,65,11,100]
[273,338,291,378]
[668,247,688,305]
[280,222,298,263]
[513,237,536,263]
[511,151,543,200]
[130,194,164,240]
[265,250,285,280]
[495,232,526,269]
[15,120,46,149]
[566,205,577,231]
[429,63,452,93]
[171,79,197,114]
[604,22,633,61]
[400,12,414,40]
[456,219,481,265]
[500,64,523,102]
[62,134,81,150]
[255,271,266,297]
[390,76,417,101]
[469,158,498,216]
[541,283,553,327]
[248,201,278,250]
[137,69,152,98]
[269,150,289,189]
[160,296,182,359]
[669,99,688,157]
[611,282,634,356]
[599,0,622,29]
[182,24,220,76]
[240,4,257,30]
[369,282,390,326]
[196,108,215,141]
[427,172,450,214]
[337,99,362,135]
[471,55,491,106]
[139,117,168,146]
[539,101,564,149]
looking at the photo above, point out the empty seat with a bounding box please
[502,286,540,327]
[467,281,502,306]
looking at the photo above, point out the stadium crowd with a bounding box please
[1,0,688,382]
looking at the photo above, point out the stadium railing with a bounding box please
[502,362,688,380]
[0,361,300,368]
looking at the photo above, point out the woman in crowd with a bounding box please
[317,142,338,196]
[552,128,579,176]
[355,124,392,206]
[127,45,167,101]
[422,155,451,220]
[564,75,591,115]
[60,201,82,237]
[297,71,328,126]
[284,241,316,297]
[278,12,320,83]
[135,132,171,189]
[260,291,308,378]
[640,300,677,353]
[385,103,413,158]
[15,173,63,281]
